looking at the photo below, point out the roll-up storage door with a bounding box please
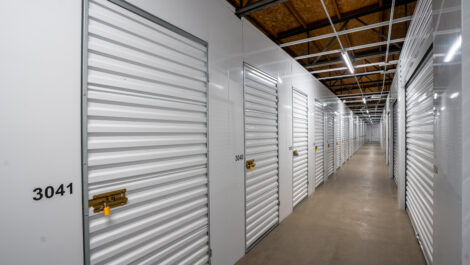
[349,118,353,157]
[243,64,279,249]
[405,53,433,264]
[292,90,308,207]
[393,101,399,185]
[83,1,210,264]
[340,117,346,165]
[326,113,334,177]
[335,114,341,170]
[342,117,349,163]
[314,101,325,187]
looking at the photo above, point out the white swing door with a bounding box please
[243,64,279,250]
[292,89,308,207]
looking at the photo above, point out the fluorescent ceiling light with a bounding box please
[450,92,459,99]
[362,97,366,104]
[341,52,354,74]
[444,35,461,63]
[366,109,369,113]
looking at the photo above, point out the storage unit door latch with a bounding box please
[88,189,128,216]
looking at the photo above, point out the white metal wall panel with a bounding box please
[84,0,210,264]
[335,114,341,170]
[405,55,433,264]
[243,64,279,249]
[292,90,308,207]
[314,102,325,187]
[326,113,334,177]
[393,102,399,185]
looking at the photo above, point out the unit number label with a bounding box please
[235,154,244,161]
[33,183,73,201]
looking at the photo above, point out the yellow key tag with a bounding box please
[104,206,111,216]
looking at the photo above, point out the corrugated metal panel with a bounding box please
[400,0,433,83]
[342,116,349,163]
[84,0,209,264]
[326,113,334,177]
[314,102,325,187]
[292,90,308,207]
[393,101,399,185]
[349,118,353,157]
[405,55,433,264]
[243,64,279,249]
[335,113,341,170]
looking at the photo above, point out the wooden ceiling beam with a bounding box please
[329,0,354,56]
[236,0,288,17]
[276,0,416,40]
[306,47,401,68]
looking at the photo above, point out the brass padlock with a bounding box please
[293,150,299,156]
[246,159,255,171]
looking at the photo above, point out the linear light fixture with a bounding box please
[341,52,354,74]
[444,35,462,62]
[362,97,366,104]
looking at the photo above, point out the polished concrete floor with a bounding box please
[236,143,426,265]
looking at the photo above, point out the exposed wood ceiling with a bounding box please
[226,0,416,117]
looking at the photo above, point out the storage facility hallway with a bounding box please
[2,0,470,264]
[237,143,426,265]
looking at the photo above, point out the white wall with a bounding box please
[0,1,83,264]
[0,0,363,264]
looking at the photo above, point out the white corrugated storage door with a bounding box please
[405,54,433,264]
[314,102,325,187]
[342,117,348,163]
[243,64,279,249]
[340,117,346,165]
[335,114,341,170]
[349,118,353,157]
[84,0,210,264]
[292,90,308,207]
[326,113,334,177]
[393,101,399,185]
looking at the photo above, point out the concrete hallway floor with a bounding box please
[236,143,426,265]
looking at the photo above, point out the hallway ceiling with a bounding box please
[226,0,416,117]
